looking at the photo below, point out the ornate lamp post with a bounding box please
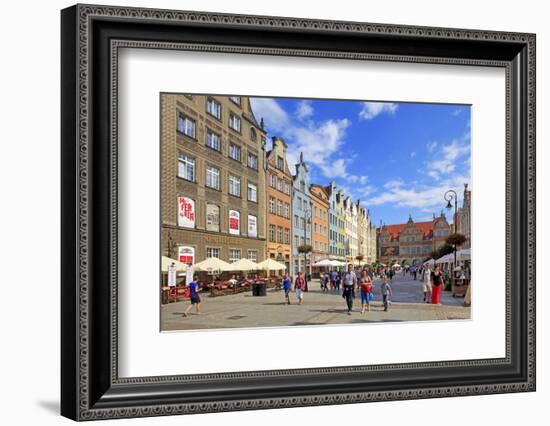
[444,189,458,288]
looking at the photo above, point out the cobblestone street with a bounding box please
[161,275,470,331]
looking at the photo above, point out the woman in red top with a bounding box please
[360,271,373,313]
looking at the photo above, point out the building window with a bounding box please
[247,153,258,170]
[177,114,196,138]
[277,178,283,192]
[177,153,195,181]
[206,130,221,151]
[229,96,241,106]
[277,200,283,216]
[206,203,220,232]
[229,175,241,197]
[314,223,318,233]
[206,247,220,258]
[277,226,283,243]
[284,203,290,219]
[269,197,275,214]
[250,128,257,141]
[276,156,284,170]
[229,249,241,263]
[294,235,300,247]
[269,225,276,242]
[229,114,241,132]
[229,143,241,161]
[247,250,257,262]
[297,197,302,210]
[206,166,220,190]
[247,183,257,202]
[294,215,300,228]
[206,98,221,120]
[284,228,290,244]
[284,182,290,195]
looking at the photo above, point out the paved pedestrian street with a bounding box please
[161,275,470,331]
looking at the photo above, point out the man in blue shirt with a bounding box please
[282,273,291,305]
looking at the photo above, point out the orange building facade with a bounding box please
[265,137,293,272]
[309,184,330,265]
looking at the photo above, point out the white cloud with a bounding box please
[249,98,289,132]
[347,175,369,185]
[365,174,471,212]
[285,118,352,179]
[426,141,438,153]
[452,108,463,116]
[359,102,398,120]
[295,100,313,120]
[384,179,404,190]
[410,151,417,158]
[425,138,470,180]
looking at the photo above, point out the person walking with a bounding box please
[294,271,306,305]
[182,276,201,317]
[334,271,341,292]
[422,265,432,303]
[342,264,358,315]
[360,270,373,313]
[431,265,444,305]
[282,273,292,305]
[330,270,337,292]
[380,276,393,312]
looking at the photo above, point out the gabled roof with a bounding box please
[382,220,435,240]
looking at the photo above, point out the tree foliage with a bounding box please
[297,244,312,254]
[446,233,467,247]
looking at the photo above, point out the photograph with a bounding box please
[160,94,472,331]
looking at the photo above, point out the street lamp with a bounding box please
[444,189,458,288]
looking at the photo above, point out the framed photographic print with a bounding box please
[61,4,536,421]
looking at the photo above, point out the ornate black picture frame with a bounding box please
[61,4,536,421]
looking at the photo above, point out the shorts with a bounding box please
[422,282,432,292]
[296,289,303,299]
[284,287,291,296]
[190,295,201,304]
[361,292,371,304]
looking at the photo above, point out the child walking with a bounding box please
[380,277,393,312]
[360,271,373,313]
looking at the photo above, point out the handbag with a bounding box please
[184,288,191,298]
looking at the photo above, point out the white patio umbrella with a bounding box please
[435,253,453,264]
[227,258,259,272]
[423,258,435,266]
[456,248,471,261]
[161,256,187,272]
[192,257,232,273]
[329,260,347,267]
[392,263,401,268]
[256,258,286,271]
[313,259,333,267]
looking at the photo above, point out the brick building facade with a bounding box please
[160,94,267,266]
[266,137,293,272]
[377,213,451,266]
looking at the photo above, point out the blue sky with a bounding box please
[249,97,471,226]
